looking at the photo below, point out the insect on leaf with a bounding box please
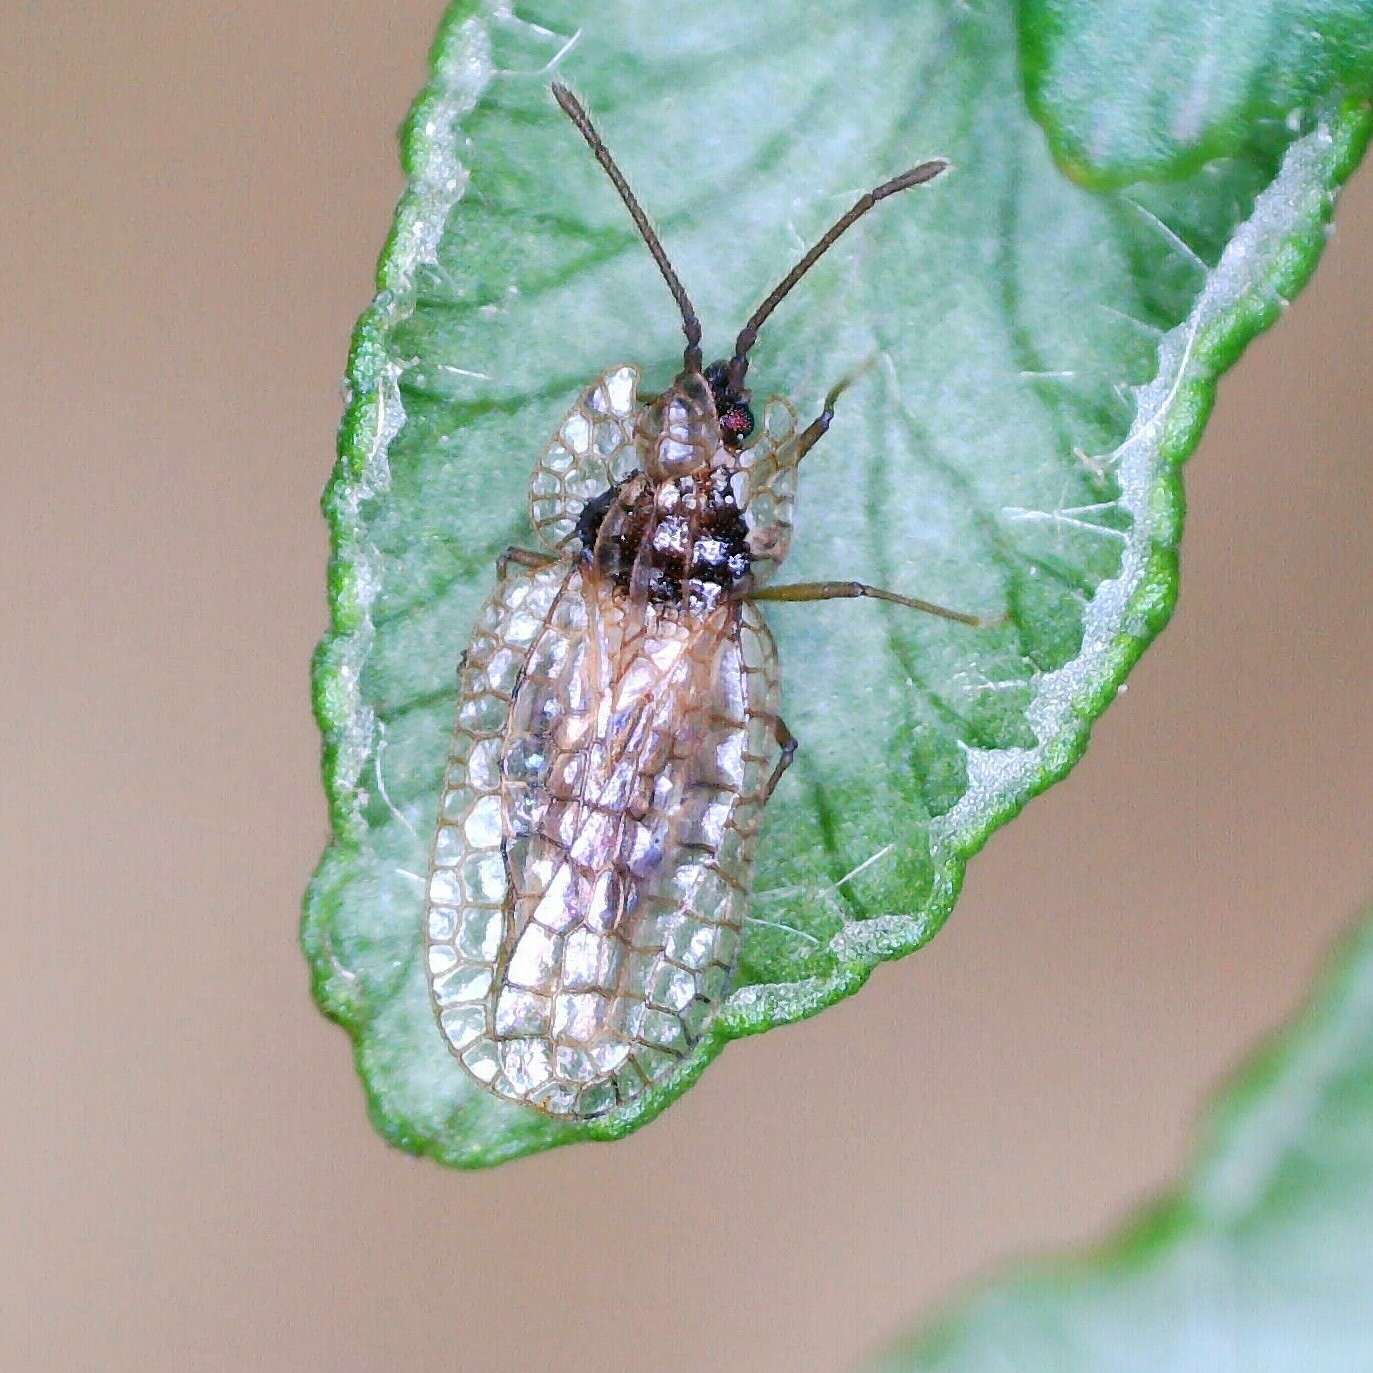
[304,0,1373,1166]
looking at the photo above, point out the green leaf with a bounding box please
[303,0,1373,1166]
[872,909,1373,1371]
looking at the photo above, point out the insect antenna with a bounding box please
[727,159,949,391]
[552,82,704,374]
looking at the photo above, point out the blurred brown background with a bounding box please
[5,5,1371,1372]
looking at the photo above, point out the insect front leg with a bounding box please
[751,580,1002,628]
[497,545,560,580]
[793,359,879,460]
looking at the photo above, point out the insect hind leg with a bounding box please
[757,712,798,802]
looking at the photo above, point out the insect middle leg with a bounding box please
[497,545,559,580]
[750,581,999,628]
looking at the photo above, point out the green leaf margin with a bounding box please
[1021,0,1373,187]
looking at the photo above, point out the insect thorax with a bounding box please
[577,463,752,617]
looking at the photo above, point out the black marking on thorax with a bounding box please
[577,467,752,616]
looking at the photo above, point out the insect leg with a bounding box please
[751,581,1001,628]
[795,360,876,459]
[497,545,560,580]
[755,711,798,802]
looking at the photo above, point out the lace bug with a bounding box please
[425,83,991,1119]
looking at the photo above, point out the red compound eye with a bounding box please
[719,403,755,444]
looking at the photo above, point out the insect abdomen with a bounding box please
[424,563,782,1119]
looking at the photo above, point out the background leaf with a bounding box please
[872,908,1373,1371]
[304,0,1373,1166]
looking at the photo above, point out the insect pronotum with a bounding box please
[424,82,993,1119]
